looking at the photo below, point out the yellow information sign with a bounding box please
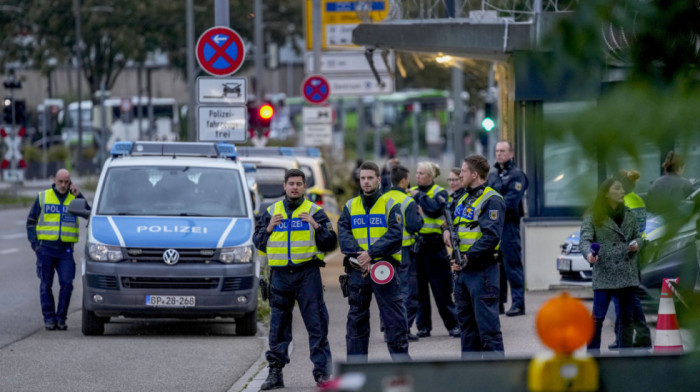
[305,0,389,50]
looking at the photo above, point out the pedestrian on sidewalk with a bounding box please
[608,169,652,350]
[410,162,460,338]
[384,165,424,341]
[487,140,528,317]
[26,168,88,331]
[338,161,410,361]
[446,155,506,358]
[253,169,338,390]
[581,177,642,352]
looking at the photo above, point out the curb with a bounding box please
[227,323,295,392]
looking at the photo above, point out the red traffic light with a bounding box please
[258,104,273,120]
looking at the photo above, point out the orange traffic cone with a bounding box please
[653,277,683,352]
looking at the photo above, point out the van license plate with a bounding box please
[557,258,571,271]
[145,295,195,307]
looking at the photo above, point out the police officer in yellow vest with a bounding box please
[338,161,409,361]
[444,155,506,358]
[410,161,460,338]
[26,169,87,331]
[253,169,337,390]
[384,165,424,341]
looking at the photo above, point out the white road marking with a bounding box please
[0,233,26,240]
[1,248,19,255]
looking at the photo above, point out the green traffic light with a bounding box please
[481,117,495,132]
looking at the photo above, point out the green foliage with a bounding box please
[22,145,42,163]
[47,145,69,162]
[1,0,303,100]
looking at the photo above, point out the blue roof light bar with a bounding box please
[111,141,134,157]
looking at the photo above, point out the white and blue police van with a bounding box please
[68,141,259,336]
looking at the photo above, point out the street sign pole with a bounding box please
[312,0,321,74]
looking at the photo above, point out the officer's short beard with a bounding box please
[285,194,304,210]
[361,186,381,208]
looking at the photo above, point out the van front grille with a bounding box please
[121,277,220,290]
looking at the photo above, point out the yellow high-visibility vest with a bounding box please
[346,194,402,262]
[452,187,502,253]
[36,189,79,242]
[384,189,417,247]
[266,199,324,267]
[624,192,646,236]
[411,184,445,235]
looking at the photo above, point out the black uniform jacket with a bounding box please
[487,160,528,223]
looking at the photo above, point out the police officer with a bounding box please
[410,162,460,338]
[487,141,528,317]
[253,169,337,390]
[383,165,424,341]
[446,155,506,358]
[338,161,409,361]
[26,168,87,331]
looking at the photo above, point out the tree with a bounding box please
[1,0,304,102]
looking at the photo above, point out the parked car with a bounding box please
[239,155,301,215]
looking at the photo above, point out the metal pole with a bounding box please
[137,66,143,139]
[357,99,365,160]
[42,105,48,179]
[186,0,196,141]
[214,0,229,27]
[255,0,264,101]
[412,102,419,166]
[74,0,83,174]
[373,101,381,160]
[100,81,107,167]
[147,67,154,139]
[452,66,465,166]
[312,0,321,73]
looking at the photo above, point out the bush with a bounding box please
[22,145,42,163]
[48,145,69,162]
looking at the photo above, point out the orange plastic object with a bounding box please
[536,292,594,355]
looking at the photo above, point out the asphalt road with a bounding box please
[0,184,669,392]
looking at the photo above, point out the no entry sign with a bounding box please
[196,26,246,76]
[302,75,331,105]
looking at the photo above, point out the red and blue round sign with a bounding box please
[196,26,246,76]
[302,75,331,105]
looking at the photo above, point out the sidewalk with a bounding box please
[238,252,602,392]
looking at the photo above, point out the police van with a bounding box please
[68,141,259,336]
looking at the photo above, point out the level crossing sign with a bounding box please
[302,75,331,105]
[196,26,246,76]
[1,126,27,170]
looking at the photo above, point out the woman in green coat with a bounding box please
[580,177,643,352]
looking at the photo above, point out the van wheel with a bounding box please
[235,311,257,336]
[82,307,106,336]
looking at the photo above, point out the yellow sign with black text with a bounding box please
[305,0,389,50]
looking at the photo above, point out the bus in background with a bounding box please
[64,97,180,150]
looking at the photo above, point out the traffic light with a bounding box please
[14,100,26,125]
[2,102,11,124]
[481,102,495,132]
[247,102,274,129]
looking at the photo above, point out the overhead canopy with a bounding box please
[352,13,571,61]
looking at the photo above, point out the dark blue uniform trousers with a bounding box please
[267,265,331,378]
[36,246,76,324]
[501,222,525,309]
[416,242,458,333]
[454,262,504,358]
[346,268,409,362]
[397,247,419,329]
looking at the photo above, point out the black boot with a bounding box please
[261,366,284,390]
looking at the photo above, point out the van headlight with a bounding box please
[88,241,124,262]
[220,245,253,264]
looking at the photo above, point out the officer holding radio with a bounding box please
[253,168,337,390]
[338,161,409,361]
[26,169,88,331]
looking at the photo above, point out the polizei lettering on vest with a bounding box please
[136,225,208,234]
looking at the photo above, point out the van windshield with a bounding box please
[97,166,247,217]
[248,166,286,199]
